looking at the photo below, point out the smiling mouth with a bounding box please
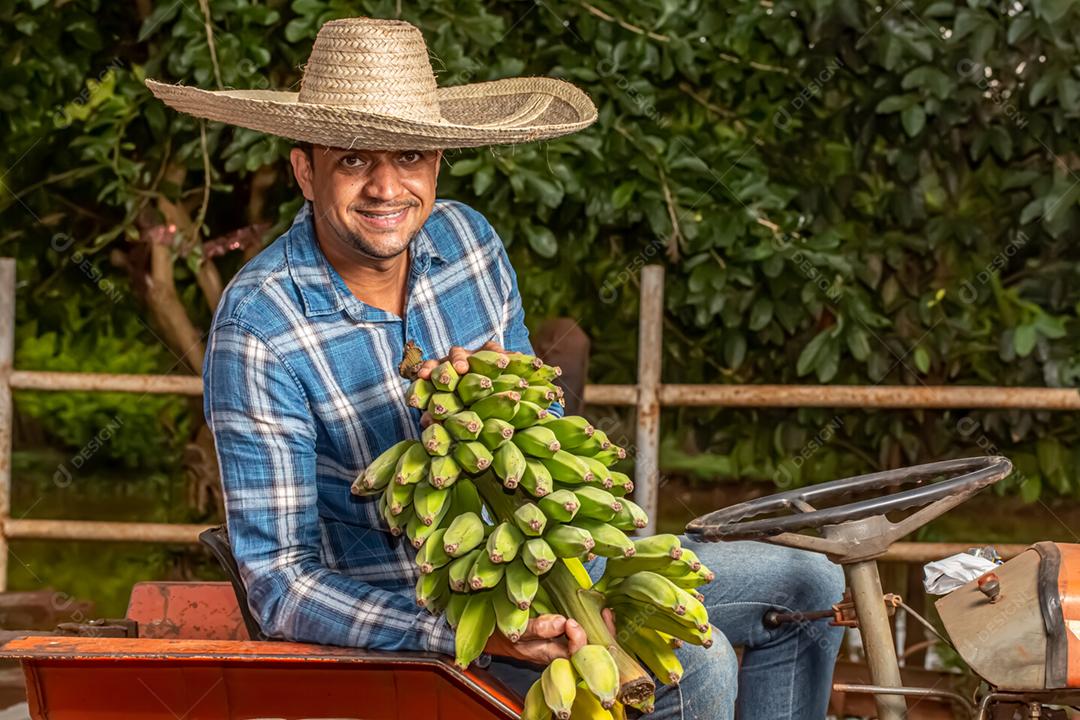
[355,206,412,228]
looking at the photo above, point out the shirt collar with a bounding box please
[285,200,449,322]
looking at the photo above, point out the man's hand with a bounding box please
[481,610,618,666]
[416,341,505,428]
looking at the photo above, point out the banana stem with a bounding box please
[544,562,655,705]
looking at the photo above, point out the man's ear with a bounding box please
[290,147,316,202]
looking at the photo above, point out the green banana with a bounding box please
[526,363,562,383]
[448,548,483,592]
[467,350,510,378]
[352,439,416,495]
[492,441,528,489]
[445,590,469,629]
[607,471,634,497]
[609,497,649,530]
[519,459,554,498]
[479,418,515,450]
[406,513,442,549]
[428,391,465,420]
[505,352,543,376]
[513,502,548,536]
[505,558,540,608]
[512,426,562,458]
[493,584,530,642]
[544,524,595,558]
[468,549,506,590]
[415,528,451,573]
[486,521,525,564]
[520,384,558,407]
[492,373,529,393]
[591,445,626,467]
[405,379,435,410]
[579,455,613,489]
[541,657,577,720]
[444,410,483,441]
[609,599,713,647]
[570,645,619,709]
[380,491,407,535]
[451,477,484,517]
[538,489,580,523]
[443,511,485,557]
[431,360,460,391]
[384,476,415,516]
[421,423,452,456]
[665,566,716,589]
[522,680,550,720]
[413,482,452,527]
[570,518,635,558]
[544,416,594,448]
[470,390,520,421]
[622,627,684,685]
[510,400,548,429]
[454,590,496,669]
[565,429,610,456]
[456,372,495,404]
[630,695,656,714]
[605,571,704,622]
[415,564,449,609]
[452,441,493,473]
[394,442,430,485]
[429,455,462,489]
[540,450,593,485]
[572,486,622,522]
[521,537,556,575]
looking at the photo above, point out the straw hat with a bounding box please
[144,17,597,150]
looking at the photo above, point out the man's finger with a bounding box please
[480,340,505,352]
[520,613,566,641]
[565,618,587,656]
[447,346,470,374]
[602,608,617,637]
[415,359,439,380]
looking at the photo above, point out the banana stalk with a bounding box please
[542,562,655,706]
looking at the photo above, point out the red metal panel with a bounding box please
[1058,543,1080,687]
[126,581,249,640]
[1,636,522,719]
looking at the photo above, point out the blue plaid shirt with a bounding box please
[203,199,538,656]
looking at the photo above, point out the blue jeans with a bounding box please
[487,538,846,719]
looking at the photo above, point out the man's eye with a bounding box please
[341,156,366,168]
[400,151,423,163]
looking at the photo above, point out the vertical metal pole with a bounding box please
[847,560,907,720]
[634,265,664,535]
[0,259,15,591]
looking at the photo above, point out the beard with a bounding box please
[339,224,418,260]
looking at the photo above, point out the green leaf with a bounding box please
[1014,324,1037,356]
[796,330,831,377]
[749,297,774,331]
[612,181,636,210]
[913,346,930,373]
[522,223,558,259]
[901,105,926,137]
[724,333,747,369]
[1019,475,1042,503]
[875,95,915,114]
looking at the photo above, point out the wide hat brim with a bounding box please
[144,76,597,150]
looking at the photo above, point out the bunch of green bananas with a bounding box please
[351,350,715,718]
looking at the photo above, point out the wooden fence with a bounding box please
[1,258,1078,589]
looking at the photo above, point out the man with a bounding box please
[147,16,844,719]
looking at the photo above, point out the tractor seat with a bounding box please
[198,524,267,641]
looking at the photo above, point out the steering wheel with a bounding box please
[685,456,1013,563]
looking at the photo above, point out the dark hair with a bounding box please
[296,141,314,161]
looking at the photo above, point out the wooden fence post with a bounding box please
[0,259,16,590]
[634,266,664,535]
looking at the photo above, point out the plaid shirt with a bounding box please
[203,199,538,656]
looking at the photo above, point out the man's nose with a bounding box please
[362,160,404,202]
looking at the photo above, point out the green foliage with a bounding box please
[2,0,1079,499]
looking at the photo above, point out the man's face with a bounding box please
[291,146,442,260]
